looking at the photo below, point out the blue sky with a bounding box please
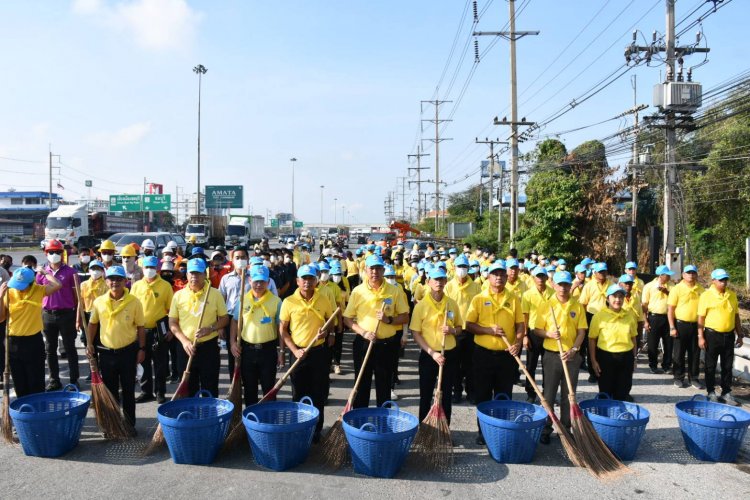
[0,0,746,225]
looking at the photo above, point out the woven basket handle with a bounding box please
[360,423,378,433]
[194,389,213,398]
[176,411,195,421]
[300,396,314,407]
[719,413,738,422]
[617,411,636,421]
[514,413,533,423]
[382,400,400,411]
[18,404,35,413]
[493,393,511,401]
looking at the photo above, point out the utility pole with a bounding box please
[631,75,640,228]
[290,157,297,234]
[408,146,430,221]
[498,158,504,248]
[397,176,408,220]
[320,185,324,224]
[421,100,452,232]
[193,64,207,216]
[475,139,508,241]
[475,0,538,248]
[48,148,60,210]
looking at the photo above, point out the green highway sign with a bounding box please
[270,218,279,228]
[205,185,243,209]
[109,194,142,212]
[293,220,303,228]
[143,194,171,211]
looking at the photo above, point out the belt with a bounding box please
[241,339,277,350]
[293,341,325,351]
[475,344,512,355]
[648,312,667,317]
[97,341,137,354]
[675,319,697,325]
[43,308,75,314]
[704,327,734,335]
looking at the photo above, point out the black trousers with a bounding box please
[473,345,518,433]
[332,329,344,365]
[673,320,700,382]
[8,333,46,397]
[704,329,735,396]
[392,330,404,389]
[240,340,278,406]
[525,333,545,397]
[352,335,398,409]
[98,342,138,426]
[418,349,456,423]
[290,344,330,435]
[452,331,475,399]
[596,348,634,401]
[582,312,596,378]
[79,311,91,347]
[176,339,220,398]
[647,313,672,370]
[542,349,582,435]
[169,338,179,379]
[224,332,235,380]
[347,275,360,290]
[140,329,168,396]
[0,321,5,375]
[42,309,80,384]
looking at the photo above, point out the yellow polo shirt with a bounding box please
[169,285,227,343]
[81,277,108,313]
[90,291,145,349]
[409,293,462,352]
[466,288,524,351]
[535,296,588,352]
[521,285,554,333]
[589,307,637,353]
[344,280,409,340]
[505,278,528,299]
[237,290,281,344]
[444,276,481,328]
[579,279,610,315]
[698,285,738,332]
[668,281,705,322]
[7,284,46,337]
[131,276,174,328]
[280,289,334,347]
[630,276,645,297]
[642,279,673,314]
[346,259,359,278]
[623,293,643,323]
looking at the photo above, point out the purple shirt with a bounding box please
[37,263,77,310]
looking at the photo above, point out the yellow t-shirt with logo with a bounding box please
[534,296,588,351]
[8,284,46,337]
[444,277,481,328]
[521,285,554,333]
[169,285,228,343]
[90,291,145,349]
[131,276,174,329]
[668,281,705,322]
[409,293,462,352]
[344,281,409,340]
[642,279,673,314]
[579,279,610,315]
[280,289,334,347]
[465,288,524,351]
[81,277,108,313]
[698,285,738,332]
[589,307,637,353]
[237,290,281,344]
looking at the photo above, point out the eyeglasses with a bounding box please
[47,251,63,255]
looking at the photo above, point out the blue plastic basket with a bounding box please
[9,384,91,457]
[675,394,750,462]
[476,394,547,463]
[156,390,234,465]
[342,401,419,478]
[242,396,319,471]
[579,393,650,461]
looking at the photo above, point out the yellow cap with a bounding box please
[120,244,137,257]
[189,236,197,243]
[99,240,116,251]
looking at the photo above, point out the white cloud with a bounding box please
[87,121,152,148]
[72,0,202,51]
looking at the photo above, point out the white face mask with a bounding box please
[90,269,103,280]
[411,262,417,269]
[144,268,157,279]
[284,256,292,264]
[481,271,489,278]
[263,260,271,268]
[320,272,330,282]
[455,268,468,278]
[234,259,248,271]
[101,254,113,263]
[121,257,133,267]
[332,275,342,283]
[163,255,174,262]
[386,278,397,286]
[47,253,62,265]
[80,255,91,264]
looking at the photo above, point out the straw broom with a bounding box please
[74,274,133,440]
[144,285,213,455]
[222,269,247,449]
[2,291,13,444]
[223,307,341,449]
[320,299,391,469]
[551,311,628,479]
[412,308,453,470]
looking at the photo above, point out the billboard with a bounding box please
[205,185,243,209]
[480,160,505,179]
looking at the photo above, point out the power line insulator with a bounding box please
[474,39,480,62]
[473,0,478,21]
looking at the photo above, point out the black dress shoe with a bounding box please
[539,433,551,445]
[156,393,166,404]
[475,434,485,446]
[135,393,155,403]
[46,379,62,391]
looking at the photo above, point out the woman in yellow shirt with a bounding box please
[589,285,638,401]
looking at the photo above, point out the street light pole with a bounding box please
[290,157,297,235]
[193,64,207,216]
[334,198,337,226]
[342,205,345,225]
[320,185,325,224]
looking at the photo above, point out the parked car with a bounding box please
[113,232,187,258]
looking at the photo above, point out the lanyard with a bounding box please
[105,291,135,329]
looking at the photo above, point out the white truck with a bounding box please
[225,216,251,248]
[45,204,141,248]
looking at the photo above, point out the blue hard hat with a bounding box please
[8,267,35,291]
[711,268,729,280]
[187,259,206,274]
[553,271,573,284]
[105,265,127,279]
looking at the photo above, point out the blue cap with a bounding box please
[592,262,608,273]
[8,267,35,291]
[142,256,158,268]
[625,261,638,270]
[545,265,556,273]
[505,258,520,268]
[89,259,104,270]
[711,268,729,280]
[468,266,477,275]
[454,255,469,267]
[574,264,586,274]
[367,244,376,252]
[469,259,480,267]
[606,284,626,297]
[251,266,270,282]
[417,262,425,271]
[297,265,317,278]
[618,274,634,284]
[424,263,436,274]
[355,249,363,256]
[524,260,535,270]
[365,255,385,268]
[553,271,573,284]
[448,248,457,254]
[683,265,698,273]
[374,246,382,255]
[532,266,548,277]
[191,247,204,256]
[488,261,506,274]
[330,262,342,274]
[250,256,264,266]
[428,267,447,279]
[437,261,447,270]
[308,262,320,274]
[480,265,488,273]
[384,265,396,277]
[187,259,206,274]
[655,265,674,276]
[105,265,127,279]
[557,258,566,265]
[318,261,331,272]
[581,257,595,266]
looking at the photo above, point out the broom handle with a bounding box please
[3,291,9,378]
[260,307,341,402]
[72,274,98,375]
[345,302,388,408]
[435,307,449,395]
[234,269,246,362]
[549,309,577,398]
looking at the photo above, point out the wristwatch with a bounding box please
[571,346,579,352]
[385,316,393,324]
